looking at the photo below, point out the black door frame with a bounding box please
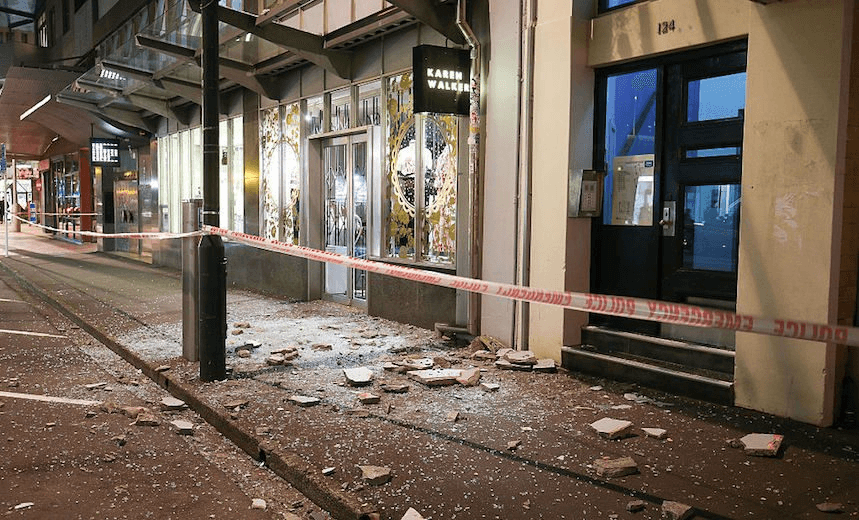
[590,39,748,334]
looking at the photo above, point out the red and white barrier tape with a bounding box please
[205,225,859,347]
[11,214,203,240]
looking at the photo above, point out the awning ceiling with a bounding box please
[0,67,138,160]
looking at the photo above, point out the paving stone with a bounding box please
[251,498,267,510]
[344,367,374,386]
[480,382,500,392]
[504,350,538,365]
[641,427,668,440]
[593,456,638,478]
[495,359,532,371]
[359,465,392,485]
[380,383,409,393]
[401,507,425,520]
[408,368,462,386]
[627,500,647,512]
[160,397,187,411]
[171,419,194,435]
[739,433,783,457]
[816,502,844,513]
[590,417,634,439]
[661,501,693,520]
[358,392,380,405]
[533,358,557,372]
[456,367,481,386]
[289,395,321,407]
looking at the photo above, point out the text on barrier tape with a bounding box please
[203,224,859,347]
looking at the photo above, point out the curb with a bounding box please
[0,260,377,520]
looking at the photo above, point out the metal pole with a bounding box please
[4,159,8,257]
[198,0,226,382]
[182,199,202,361]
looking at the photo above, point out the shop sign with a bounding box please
[413,45,471,115]
[90,138,121,166]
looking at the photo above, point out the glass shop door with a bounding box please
[322,134,368,303]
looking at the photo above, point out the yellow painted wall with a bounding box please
[529,0,573,361]
[585,0,852,425]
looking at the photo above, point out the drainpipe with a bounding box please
[456,0,482,337]
[513,0,537,349]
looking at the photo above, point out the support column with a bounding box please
[198,0,226,382]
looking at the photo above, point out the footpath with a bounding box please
[1,225,858,520]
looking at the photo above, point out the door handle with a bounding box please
[661,202,676,236]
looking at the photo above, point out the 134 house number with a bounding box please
[657,20,676,35]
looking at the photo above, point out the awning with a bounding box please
[0,67,136,160]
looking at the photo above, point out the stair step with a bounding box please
[581,326,735,377]
[561,346,734,406]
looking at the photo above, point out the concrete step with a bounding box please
[581,326,735,378]
[561,346,734,405]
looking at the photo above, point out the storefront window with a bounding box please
[385,72,458,265]
[306,95,324,135]
[330,88,351,132]
[159,118,244,234]
[260,106,281,240]
[281,103,301,243]
[687,72,746,122]
[358,80,381,126]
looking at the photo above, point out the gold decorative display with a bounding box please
[281,102,301,244]
[260,106,281,240]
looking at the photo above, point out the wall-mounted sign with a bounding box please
[413,45,471,115]
[90,138,120,166]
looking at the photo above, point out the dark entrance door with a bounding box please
[592,42,747,340]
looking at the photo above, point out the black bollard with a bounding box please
[198,233,226,381]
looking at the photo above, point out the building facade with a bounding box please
[2,0,858,427]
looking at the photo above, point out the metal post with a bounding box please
[198,0,226,381]
[182,199,202,361]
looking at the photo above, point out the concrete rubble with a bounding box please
[407,368,462,386]
[816,502,843,513]
[251,498,267,510]
[344,367,374,386]
[160,396,187,411]
[593,456,639,478]
[357,392,380,405]
[627,500,647,512]
[358,465,392,485]
[590,417,634,439]
[641,427,668,440]
[661,501,693,520]
[171,419,194,435]
[480,382,500,392]
[739,433,784,457]
[401,507,425,520]
[289,395,321,407]
[379,383,409,393]
[455,367,481,386]
[133,412,160,427]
